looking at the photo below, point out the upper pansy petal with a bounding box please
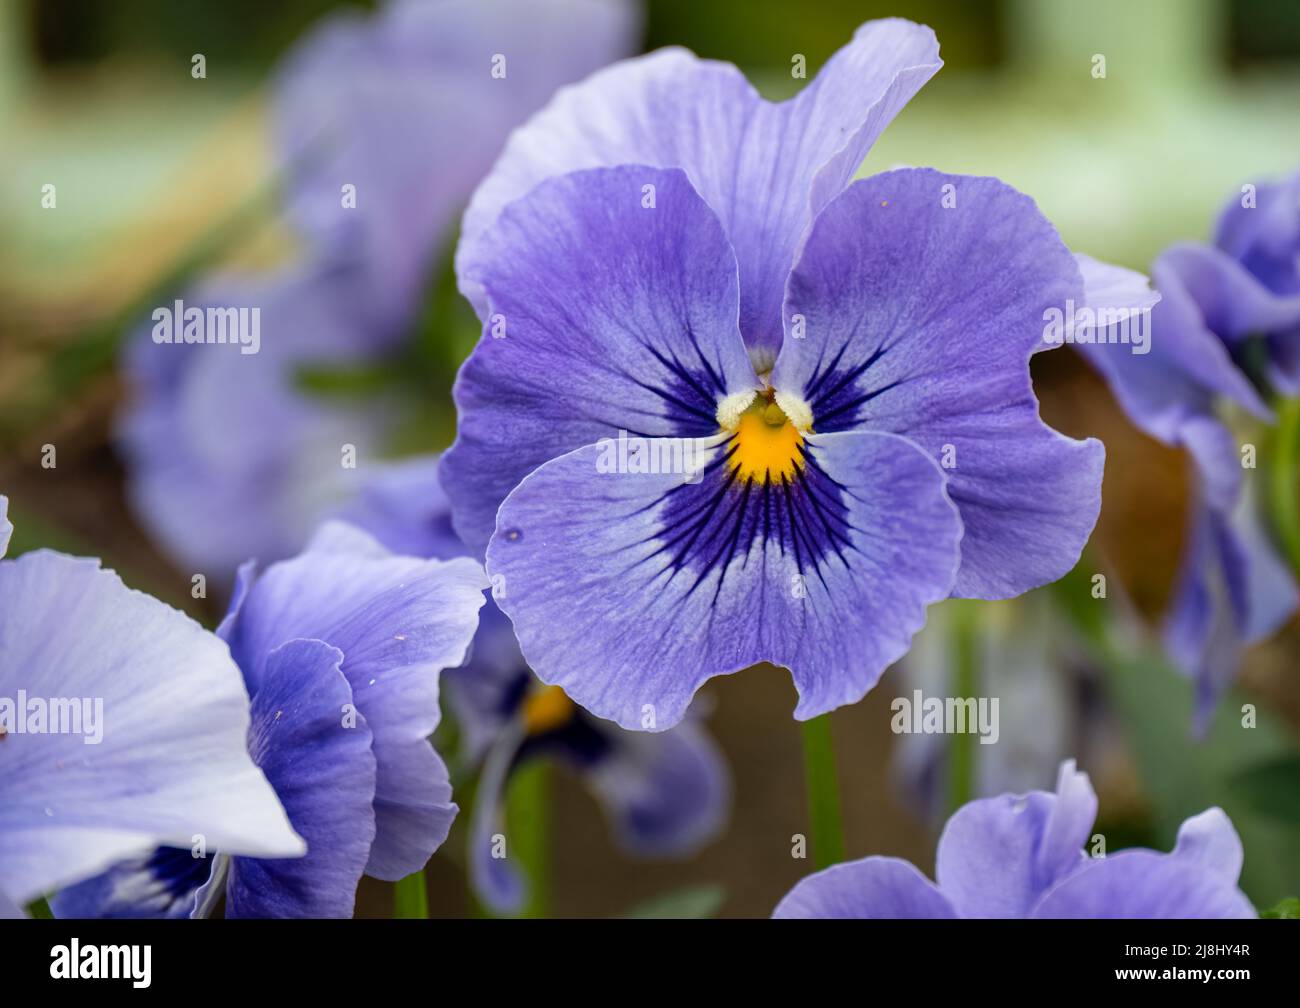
[220,524,487,879]
[587,718,729,856]
[445,165,758,551]
[0,551,303,906]
[226,639,377,919]
[486,428,960,730]
[458,19,942,354]
[772,169,1103,599]
[1215,168,1300,297]
[772,857,957,919]
[1159,243,1300,344]
[0,496,11,557]
[1031,850,1256,919]
[935,760,1096,918]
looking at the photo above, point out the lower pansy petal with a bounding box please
[51,847,214,919]
[220,523,487,879]
[487,429,961,731]
[935,760,1096,918]
[1031,850,1255,919]
[0,551,303,906]
[773,857,957,919]
[772,169,1103,599]
[226,639,376,919]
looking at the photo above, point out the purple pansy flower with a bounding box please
[120,0,638,583]
[333,454,730,914]
[443,22,1107,730]
[448,603,729,915]
[1079,172,1300,727]
[0,496,304,914]
[774,760,1255,919]
[118,262,396,581]
[53,522,487,918]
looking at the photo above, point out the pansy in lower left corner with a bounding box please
[52,521,487,918]
[773,761,1255,919]
[0,496,304,918]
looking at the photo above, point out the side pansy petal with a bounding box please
[0,495,11,556]
[445,165,758,551]
[1031,850,1255,919]
[458,19,941,354]
[486,429,961,730]
[221,523,488,879]
[226,639,377,919]
[935,760,1096,918]
[772,857,957,919]
[0,551,303,906]
[772,169,1103,599]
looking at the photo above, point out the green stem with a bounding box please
[393,870,428,919]
[800,714,845,870]
[1267,397,1300,575]
[505,759,550,918]
[947,601,981,814]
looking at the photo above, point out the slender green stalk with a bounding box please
[947,602,981,814]
[1267,397,1300,574]
[393,870,428,919]
[800,714,845,870]
[505,759,550,918]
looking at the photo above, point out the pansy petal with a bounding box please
[221,524,487,879]
[1165,488,1297,730]
[331,454,470,562]
[935,760,1096,918]
[276,0,639,320]
[487,428,961,730]
[117,263,397,580]
[1160,243,1300,343]
[50,847,214,919]
[1215,168,1300,297]
[0,888,24,919]
[226,639,376,918]
[445,165,758,551]
[445,601,531,764]
[467,723,528,915]
[1031,850,1255,919]
[1172,808,1244,884]
[0,496,11,557]
[459,18,941,355]
[588,719,729,856]
[0,551,302,906]
[773,857,957,919]
[772,170,1103,599]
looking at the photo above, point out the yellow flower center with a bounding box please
[728,395,805,484]
[521,684,575,736]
